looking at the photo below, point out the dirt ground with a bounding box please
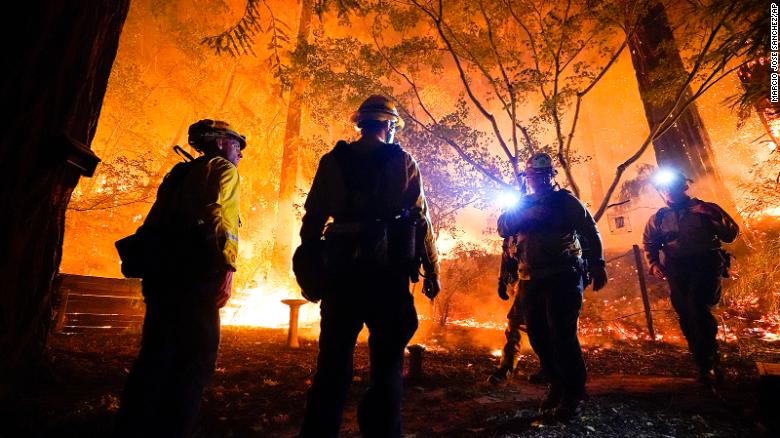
[5,327,780,438]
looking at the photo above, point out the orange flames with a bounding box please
[221,284,320,329]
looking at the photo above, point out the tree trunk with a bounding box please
[578,107,606,206]
[627,2,734,208]
[0,1,129,399]
[270,0,314,282]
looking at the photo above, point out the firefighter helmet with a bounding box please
[350,95,405,130]
[188,119,247,151]
[524,152,555,175]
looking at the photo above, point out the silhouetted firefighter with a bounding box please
[497,152,607,422]
[643,169,739,389]
[294,95,440,437]
[488,235,546,386]
[114,119,246,437]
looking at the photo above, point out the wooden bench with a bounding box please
[53,274,144,334]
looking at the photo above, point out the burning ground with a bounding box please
[7,327,779,437]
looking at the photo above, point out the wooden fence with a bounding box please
[53,274,143,334]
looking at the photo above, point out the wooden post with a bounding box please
[632,245,656,340]
[281,299,308,348]
[53,287,69,334]
[406,344,426,382]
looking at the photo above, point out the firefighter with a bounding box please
[643,169,738,387]
[488,235,546,385]
[496,152,607,421]
[115,119,244,437]
[298,95,440,438]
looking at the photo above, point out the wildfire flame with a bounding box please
[221,284,320,328]
[216,282,780,347]
[759,206,780,218]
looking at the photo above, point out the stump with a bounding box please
[281,299,308,348]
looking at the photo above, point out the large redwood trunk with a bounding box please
[0,1,129,399]
[627,3,733,207]
[270,0,314,281]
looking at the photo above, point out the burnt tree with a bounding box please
[627,2,733,205]
[0,1,129,398]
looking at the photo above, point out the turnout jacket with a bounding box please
[141,156,240,272]
[300,139,439,276]
[497,189,603,280]
[642,197,738,268]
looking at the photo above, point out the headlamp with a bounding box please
[496,190,522,209]
[652,168,683,188]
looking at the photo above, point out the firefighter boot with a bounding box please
[527,369,548,385]
[488,365,512,385]
[539,384,564,412]
[551,394,585,423]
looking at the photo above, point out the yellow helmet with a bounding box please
[350,95,405,130]
[188,119,247,151]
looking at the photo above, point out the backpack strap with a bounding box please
[654,207,670,229]
[155,158,201,230]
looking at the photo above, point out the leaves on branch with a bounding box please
[200,0,291,78]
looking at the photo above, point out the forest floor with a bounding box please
[6,326,780,438]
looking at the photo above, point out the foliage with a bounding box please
[373,0,628,196]
[435,242,499,325]
[402,110,492,236]
[199,0,762,233]
[201,0,292,78]
[616,163,655,204]
[692,0,770,119]
[739,150,780,218]
[69,156,158,212]
[587,0,765,221]
[723,234,780,317]
[62,1,286,279]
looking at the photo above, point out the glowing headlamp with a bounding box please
[652,168,683,188]
[496,190,522,209]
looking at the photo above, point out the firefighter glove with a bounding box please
[498,281,510,301]
[423,275,441,300]
[590,261,608,292]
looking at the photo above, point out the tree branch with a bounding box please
[372,29,511,188]
[478,0,521,164]
[564,39,628,165]
[593,59,746,222]
[411,0,517,176]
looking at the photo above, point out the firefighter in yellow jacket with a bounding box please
[116,119,244,437]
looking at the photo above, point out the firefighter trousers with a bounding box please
[501,286,527,370]
[666,253,723,371]
[115,295,220,438]
[523,270,586,398]
[300,273,418,438]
